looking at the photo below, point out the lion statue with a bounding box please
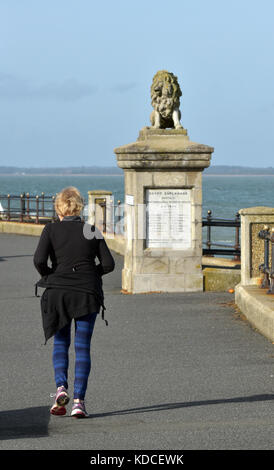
[150,70,183,129]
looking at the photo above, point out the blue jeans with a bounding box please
[52,312,98,400]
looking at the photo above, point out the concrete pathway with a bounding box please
[0,233,273,450]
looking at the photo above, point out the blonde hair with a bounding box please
[55,186,84,217]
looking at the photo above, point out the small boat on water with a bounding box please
[0,201,5,213]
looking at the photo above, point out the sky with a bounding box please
[0,0,273,168]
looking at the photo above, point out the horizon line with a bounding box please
[0,164,274,170]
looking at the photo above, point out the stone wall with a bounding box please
[239,207,274,285]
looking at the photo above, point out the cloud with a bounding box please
[110,82,137,93]
[0,74,139,102]
[0,73,31,98]
[256,102,274,114]
[0,74,96,101]
[37,79,97,101]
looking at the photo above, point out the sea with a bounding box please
[0,174,273,247]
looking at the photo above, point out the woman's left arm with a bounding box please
[33,223,55,276]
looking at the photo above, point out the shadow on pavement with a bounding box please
[89,393,274,419]
[0,406,50,440]
[0,254,34,262]
[0,254,34,259]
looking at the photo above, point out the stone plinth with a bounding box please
[114,127,214,293]
[239,206,274,285]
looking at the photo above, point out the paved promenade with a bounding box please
[0,233,273,450]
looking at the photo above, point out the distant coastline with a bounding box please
[204,173,274,177]
[0,165,274,176]
[0,173,123,177]
[204,165,274,176]
[0,166,123,176]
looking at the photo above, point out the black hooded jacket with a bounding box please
[33,215,115,342]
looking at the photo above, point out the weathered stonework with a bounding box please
[150,70,183,130]
[238,206,274,285]
[87,190,113,233]
[114,127,214,293]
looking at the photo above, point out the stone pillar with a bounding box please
[114,127,214,293]
[88,190,113,233]
[239,206,274,285]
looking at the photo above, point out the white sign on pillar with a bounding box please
[145,189,192,249]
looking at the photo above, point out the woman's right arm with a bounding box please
[96,237,115,276]
[33,223,55,276]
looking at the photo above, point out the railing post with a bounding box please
[35,195,39,224]
[258,225,270,289]
[22,192,26,218]
[7,194,10,221]
[267,227,274,295]
[20,193,24,222]
[52,196,56,221]
[109,197,114,234]
[101,199,106,232]
[116,200,122,235]
[206,210,212,255]
[234,211,240,260]
[41,192,45,217]
[26,193,30,219]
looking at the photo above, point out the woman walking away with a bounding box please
[33,187,115,418]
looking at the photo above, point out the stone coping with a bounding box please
[115,127,214,156]
[88,190,113,195]
[0,221,44,236]
[239,206,274,215]
[235,284,274,342]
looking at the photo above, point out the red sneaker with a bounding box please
[71,401,89,418]
[50,403,67,416]
[50,386,70,416]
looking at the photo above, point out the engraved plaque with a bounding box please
[146,189,192,249]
